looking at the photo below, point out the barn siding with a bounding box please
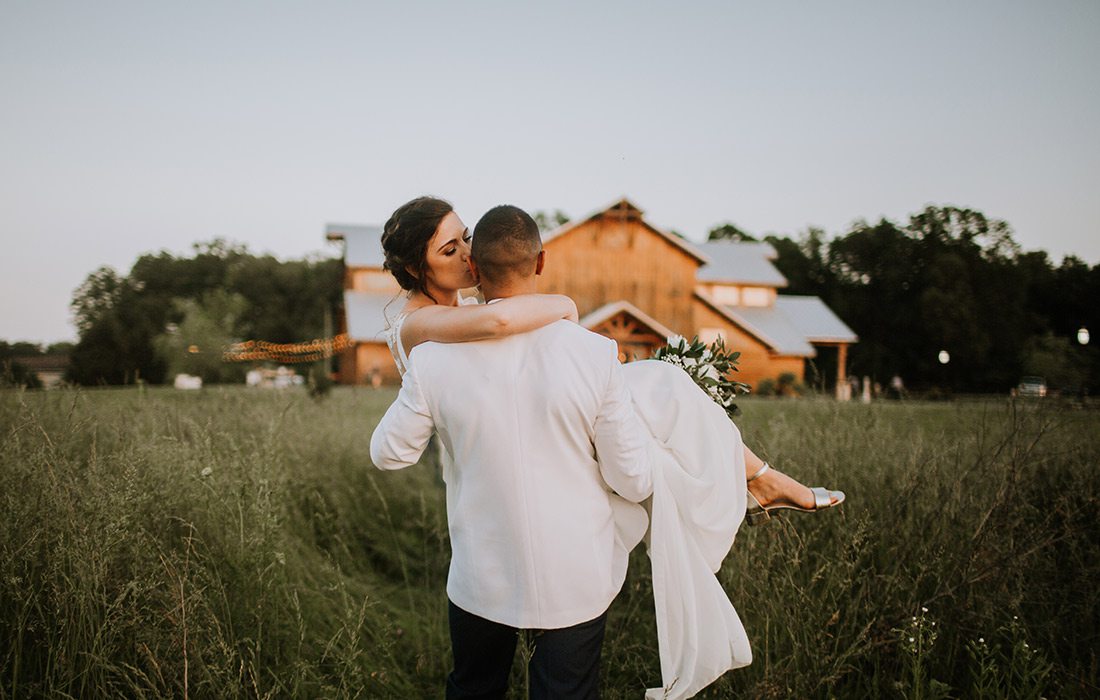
[693,299,805,389]
[540,217,698,334]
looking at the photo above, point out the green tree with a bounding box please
[532,210,570,232]
[826,219,923,383]
[153,291,248,384]
[71,266,128,336]
[766,227,836,295]
[1022,333,1089,390]
[68,266,161,385]
[0,342,44,388]
[707,223,756,242]
[68,241,344,385]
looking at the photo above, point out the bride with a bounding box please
[376,196,843,698]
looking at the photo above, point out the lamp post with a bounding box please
[937,349,950,396]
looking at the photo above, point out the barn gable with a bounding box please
[544,197,709,265]
[580,300,676,361]
[538,198,701,332]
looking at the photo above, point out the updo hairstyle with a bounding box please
[381,196,454,302]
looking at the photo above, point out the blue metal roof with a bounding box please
[696,241,789,287]
[774,296,858,343]
[327,223,384,268]
[719,304,816,356]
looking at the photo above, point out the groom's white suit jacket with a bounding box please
[370,320,653,629]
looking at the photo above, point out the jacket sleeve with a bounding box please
[369,360,436,470]
[592,343,654,502]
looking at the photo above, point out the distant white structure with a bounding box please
[174,374,203,390]
[245,366,304,389]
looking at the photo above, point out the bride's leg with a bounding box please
[742,445,840,510]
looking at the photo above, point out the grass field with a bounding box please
[1,387,1097,698]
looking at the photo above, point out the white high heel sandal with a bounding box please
[745,463,845,526]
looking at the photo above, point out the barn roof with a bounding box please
[775,296,859,343]
[694,291,816,357]
[725,305,816,356]
[543,197,710,265]
[327,223,385,268]
[696,241,789,287]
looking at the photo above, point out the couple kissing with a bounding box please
[370,198,844,699]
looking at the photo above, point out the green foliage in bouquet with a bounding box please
[652,335,751,417]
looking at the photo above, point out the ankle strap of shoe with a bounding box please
[747,462,770,483]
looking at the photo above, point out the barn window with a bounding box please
[711,285,740,305]
[742,287,770,307]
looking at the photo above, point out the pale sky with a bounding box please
[2,0,1098,343]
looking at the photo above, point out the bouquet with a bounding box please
[652,335,751,418]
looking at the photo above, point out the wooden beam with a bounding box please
[836,343,849,400]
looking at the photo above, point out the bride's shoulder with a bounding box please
[389,300,439,326]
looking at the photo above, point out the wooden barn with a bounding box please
[327,198,857,395]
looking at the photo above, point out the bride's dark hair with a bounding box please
[381,196,454,302]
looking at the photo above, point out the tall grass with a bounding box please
[1,388,1096,698]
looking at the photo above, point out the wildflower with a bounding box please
[909,637,915,643]
[979,637,985,643]
[201,466,213,477]
[921,606,928,613]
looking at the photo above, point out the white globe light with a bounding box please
[1078,327,1090,345]
[938,350,950,365]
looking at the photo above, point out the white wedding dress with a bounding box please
[384,312,752,699]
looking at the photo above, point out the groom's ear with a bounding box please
[534,250,546,276]
[467,257,481,285]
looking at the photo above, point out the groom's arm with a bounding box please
[370,361,436,470]
[592,344,654,503]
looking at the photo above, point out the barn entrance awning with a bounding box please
[580,300,676,362]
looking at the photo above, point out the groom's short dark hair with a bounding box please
[472,205,543,283]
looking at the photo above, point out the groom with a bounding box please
[370,204,653,699]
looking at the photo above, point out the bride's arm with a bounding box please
[401,294,579,352]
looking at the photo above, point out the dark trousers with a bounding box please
[446,600,608,700]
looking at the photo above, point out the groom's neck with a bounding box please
[481,277,538,302]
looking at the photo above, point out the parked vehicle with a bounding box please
[1014,376,1048,398]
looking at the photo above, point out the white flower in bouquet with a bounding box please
[652,335,750,418]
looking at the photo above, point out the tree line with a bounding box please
[710,206,1098,393]
[63,240,343,386]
